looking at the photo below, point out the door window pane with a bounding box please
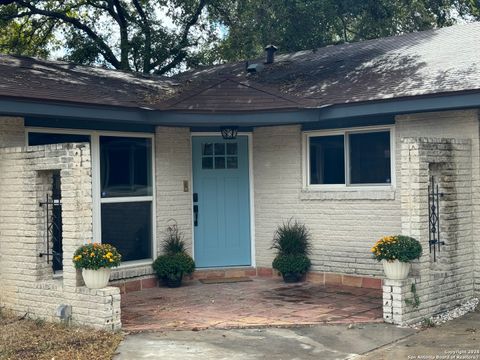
[214,143,225,155]
[101,202,152,262]
[349,131,391,184]
[100,136,152,197]
[226,143,238,155]
[215,157,226,169]
[202,143,213,155]
[309,135,345,184]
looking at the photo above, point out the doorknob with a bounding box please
[193,205,198,226]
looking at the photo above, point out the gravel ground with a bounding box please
[411,297,479,328]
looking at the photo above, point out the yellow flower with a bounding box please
[109,258,113,262]
[90,252,95,257]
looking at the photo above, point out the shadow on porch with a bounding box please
[121,278,382,332]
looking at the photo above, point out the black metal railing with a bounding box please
[428,176,445,262]
[39,172,63,272]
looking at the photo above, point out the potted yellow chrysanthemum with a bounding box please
[73,243,121,289]
[371,235,422,280]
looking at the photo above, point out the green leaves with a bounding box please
[211,0,480,62]
[272,254,311,275]
[371,235,423,262]
[152,252,195,280]
[72,243,122,270]
[271,219,312,256]
[153,222,195,280]
[271,219,312,276]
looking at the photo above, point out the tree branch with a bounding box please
[152,0,207,74]
[132,0,152,73]
[14,0,122,69]
[111,0,130,69]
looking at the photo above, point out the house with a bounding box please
[0,22,479,329]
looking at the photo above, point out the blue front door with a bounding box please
[192,136,251,268]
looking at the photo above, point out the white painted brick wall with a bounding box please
[253,125,399,276]
[397,110,480,296]
[384,137,475,325]
[155,127,193,256]
[0,116,25,148]
[149,110,479,285]
[0,143,120,331]
[253,110,480,281]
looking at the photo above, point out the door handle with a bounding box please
[193,205,198,226]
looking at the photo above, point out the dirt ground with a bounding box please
[0,309,123,360]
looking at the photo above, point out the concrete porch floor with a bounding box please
[121,278,383,332]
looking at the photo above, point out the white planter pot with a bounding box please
[82,268,112,289]
[382,260,411,280]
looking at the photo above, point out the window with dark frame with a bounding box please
[309,129,391,186]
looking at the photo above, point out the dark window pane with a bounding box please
[226,143,238,155]
[101,202,152,261]
[227,156,238,169]
[349,131,391,184]
[100,136,152,197]
[310,135,345,184]
[203,143,213,155]
[28,132,90,146]
[214,143,225,155]
[215,157,225,169]
[202,157,213,169]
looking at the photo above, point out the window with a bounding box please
[27,130,155,263]
[100,136,152,198]
[202,142,238,169]
[99,135,154,262]
[307,128,392,187]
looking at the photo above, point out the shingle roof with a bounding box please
[0,55,178,108]
[164,77,306,112]
[172,21,480,110]
[0,22,479,113]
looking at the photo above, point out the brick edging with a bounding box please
[112,268,382,294]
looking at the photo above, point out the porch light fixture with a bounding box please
[220,126,238,140]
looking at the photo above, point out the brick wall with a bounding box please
[0,116,25,148]
[253,125,400,276]
[0,143,121,331]
[154,126,193,256]
[253,110,480,280]
[383,138,475,325]
[396,110,480,296]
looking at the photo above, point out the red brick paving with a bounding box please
[121,278,383,332]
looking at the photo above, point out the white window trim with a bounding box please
[302,125,396,191]
[25,127,157,266]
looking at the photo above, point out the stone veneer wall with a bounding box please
[0,143,121,331]
[383,138,475,325]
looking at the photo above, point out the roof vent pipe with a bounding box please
[265,45,278,64]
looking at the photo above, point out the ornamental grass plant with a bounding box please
[153,221,195,287]
[72,243,121,270]
[271,219,312,280]
[371,235,422,263]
